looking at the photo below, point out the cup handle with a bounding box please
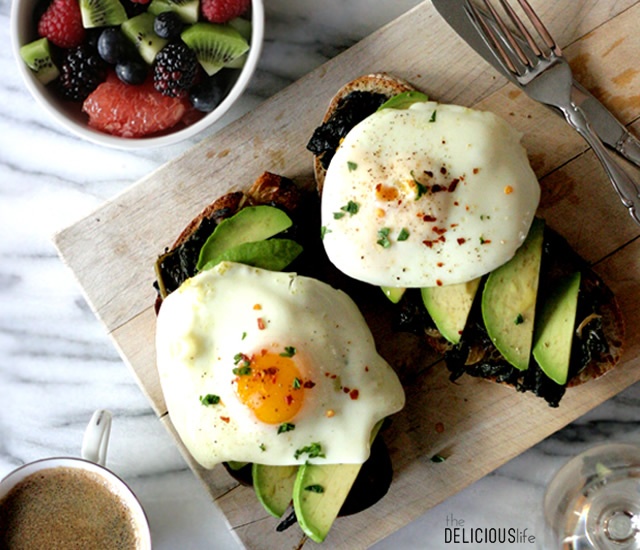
[81,410,112,466]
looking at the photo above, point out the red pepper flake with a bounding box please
[303,380,316,389]
[285,395,294,406]
[457,238,466,245]
[436,280,443,286]
[423,214,437,222]
[343,387,350,394]
[448,179,459,192]
[349,389,359,400]
[365,366,369,372]
[473,168,480,174]
[220,416,230,423]
[437,262,444,267]
[432,226,447,235]
[257,317,266,330]
[440,166,447,175]
[435,422,445,433]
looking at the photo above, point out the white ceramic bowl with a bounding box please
[10,0,264,149]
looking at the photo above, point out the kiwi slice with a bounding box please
[80,0,127,28]
[122,12,168,64]
[181,22,249,76]
[148,0,199,24]
[20,38,59,84]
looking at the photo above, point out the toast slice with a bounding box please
[307,73,416,193]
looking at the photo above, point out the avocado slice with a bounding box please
[292,423,382,543]
[421,277,481,344]
[381,286,406,304]
[252,464,298,518]
[196,206,293,271]
[200,238,303,272]
[481,218,545,371]
[293,462,361,543]
[532,271,581,385]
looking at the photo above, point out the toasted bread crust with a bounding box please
[155,172,303,312]
[313,73,416,192]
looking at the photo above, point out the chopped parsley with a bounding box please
[304,484,325,493]
[320,226,331,239]
[294,442,325,460]
[293,377,301,390]
[278,422,296,434]
[397,227,410,241]
[347,161,358,172]
[199,394,220,406]
[377,227,391,248]
[334,200,359,219]
[430,453,446,463]
[241,332,247,340]
[259,443,266,452]
[429,110,437,122]
[280,346,296,358]
[232,365,252,376]
[515,313,524,325]
[410,170,428,200]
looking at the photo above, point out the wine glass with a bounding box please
[543,443,640,549]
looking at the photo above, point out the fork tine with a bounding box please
[465,1,521,73]
[498,0,542,58]
[515,0,562,55]
[482,0,531,67]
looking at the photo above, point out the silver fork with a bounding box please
[465,0,640,226]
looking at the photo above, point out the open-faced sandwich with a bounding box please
[154,172,405,543]
[307,73,625,407]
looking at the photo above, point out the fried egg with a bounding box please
[156,261,405,468]
[321,101,541,288]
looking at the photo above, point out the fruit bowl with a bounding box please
[10,0,264,149]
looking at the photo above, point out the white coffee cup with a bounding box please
[0,410,152,549]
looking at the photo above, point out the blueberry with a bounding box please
[97,27,130,65]
[189,76,226,112]
[154,12,185,39]
[115,57,148,85]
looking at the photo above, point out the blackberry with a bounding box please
[153,41,198,99]
[58,45,107,101]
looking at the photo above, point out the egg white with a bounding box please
[156,261,405,468]
[321,101,541,288]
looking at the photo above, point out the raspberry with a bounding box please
[38,0,86,49]
[58,45,107,101]
[201,0,250,24]
[153,41,198,99]
[83,73,190,137]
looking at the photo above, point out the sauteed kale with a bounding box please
[306,91,389,169]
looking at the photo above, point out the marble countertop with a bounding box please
[2,0,639,548]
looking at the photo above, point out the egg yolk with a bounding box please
[234,351,304,424]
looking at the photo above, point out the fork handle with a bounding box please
[561,103,640,225]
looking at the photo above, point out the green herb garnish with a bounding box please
[410,170,428,199]
[347,161,358,172]
[515,313,524,325]
[377,227,391,248]
[259,443,266,452]
[293,377,301,390]
[278,422,296,434]
[232,366,252,376]
[320,226,331,239]
[429,110,437,122]
[199,394,220,406]
[280,346,296,358]
[340,200,359,216]
[397,228,410,241]
[304,484,325,493]
[294,442,325,460]
[430,453,446,463]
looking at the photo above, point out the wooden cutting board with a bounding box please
[54,1,640,548]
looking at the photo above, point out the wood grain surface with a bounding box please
[54,1,640,548]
